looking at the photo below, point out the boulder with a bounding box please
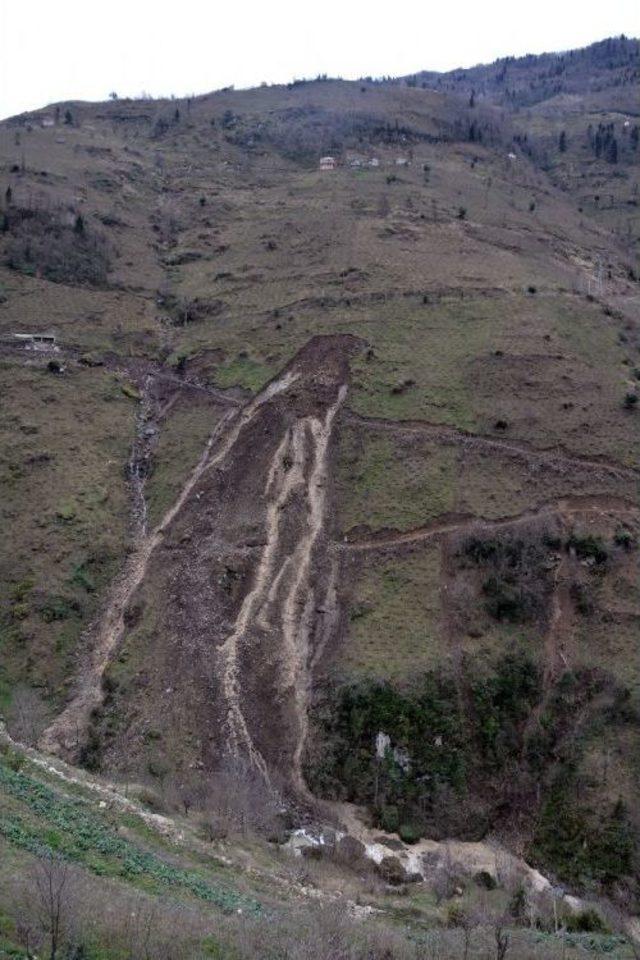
[376,855,409,886]
[335,834,367,868]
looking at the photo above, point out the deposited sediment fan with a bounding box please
[41,335,359,793]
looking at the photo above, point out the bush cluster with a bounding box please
[3,206,111,286]
[307,657,638,899]
[460,529,552,623]
[307,654,541,841]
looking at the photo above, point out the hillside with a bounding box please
[1,37,639,958]
[413,35,640,107]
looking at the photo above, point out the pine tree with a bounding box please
[594,131,603,158]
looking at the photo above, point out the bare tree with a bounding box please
[431,844,460,904]
[493,915,510,960]
[125,897,161,960]
[7,685,51,746]
[196,755,284,840]
[12,911,41,960]
[9,862,215,960]
[460,909,481,960]
[26,855,74,960]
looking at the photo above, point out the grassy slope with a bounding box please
[0,358,135,704]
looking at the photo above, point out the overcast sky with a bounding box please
[1,0,638,119]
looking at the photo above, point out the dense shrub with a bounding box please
[307,653,638,901]
[569,582,594,615]
[3,206,111,286]
[377,804,399,833]
[305,672,466,838]
[565,909,609,934]
[160,293,226,326]
[460,527,552,623]
[307,655,542,840]
[482,574,531,622]
[614,528,635,550]
[470,654,541,766]
[531,784,636,890]
[38,595,81,623]
[398,822,422,844]
[566,533,608,565]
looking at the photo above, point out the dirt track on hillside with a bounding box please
[346,411,639,478]
[337,493,639,552]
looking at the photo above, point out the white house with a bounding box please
[14,333,57,346]
[319,156,336,171]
